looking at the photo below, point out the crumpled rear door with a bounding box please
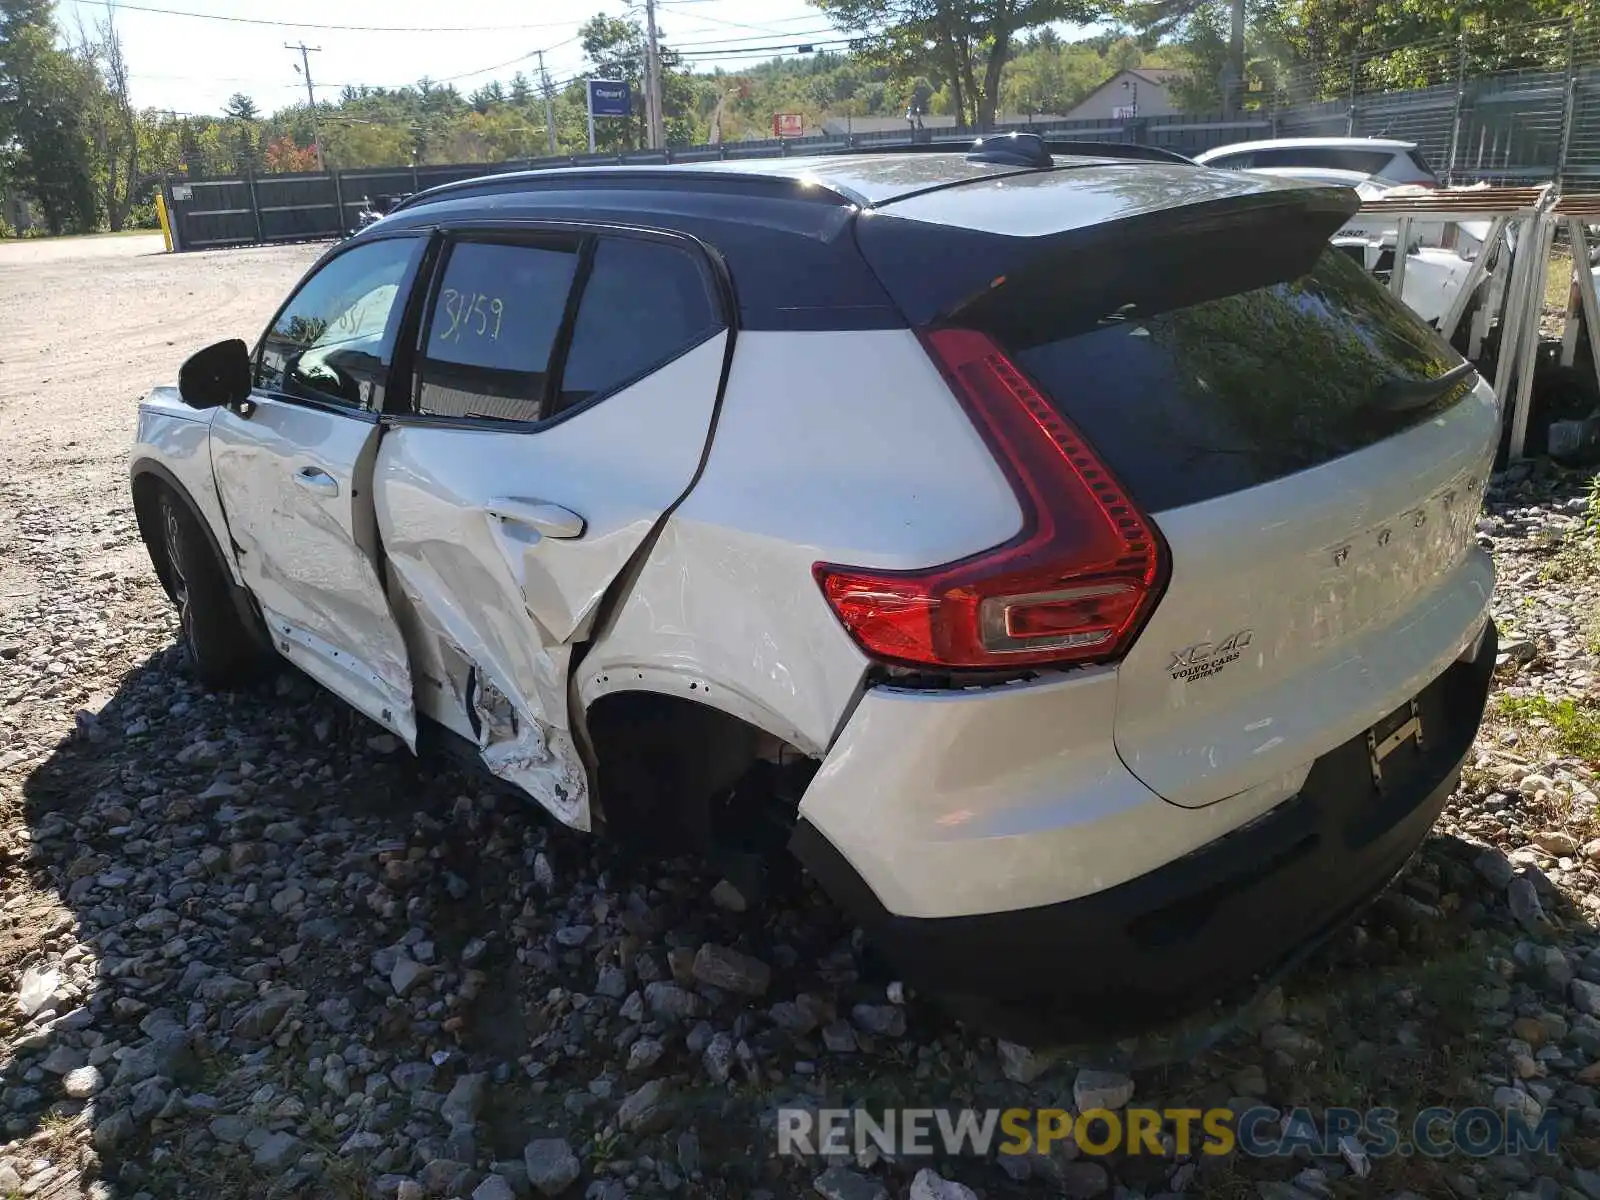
[374,229,729,828]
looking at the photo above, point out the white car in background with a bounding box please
[1192,136,1441,188]
[1196,141,1484,331]
[1242,165,1482,328]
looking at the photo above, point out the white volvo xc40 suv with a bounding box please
[131,134,1500,1037]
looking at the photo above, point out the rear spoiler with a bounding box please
[856,183,1361,328]
[829,137,1195,167]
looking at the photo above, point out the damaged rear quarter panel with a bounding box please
[577,329,1023,754]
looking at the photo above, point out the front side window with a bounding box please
[257,236,420,409]
[415,240,579,423]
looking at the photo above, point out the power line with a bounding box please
[303,25,841,96]
[649,7,834,36]
[307,38,582,93]
[434,50,542,84]
[76,1,585,33]
[126,22,875,115]
[654,27,841,49]
[675,38,855,59]
[130,27,825,90]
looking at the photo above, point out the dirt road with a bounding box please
[0,238,321,619]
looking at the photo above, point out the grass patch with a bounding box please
[1535,474,1600,588]
[1497,694,1600,766]
[1546,248,1576,311]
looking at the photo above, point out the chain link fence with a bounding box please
[1275,16,1600,190]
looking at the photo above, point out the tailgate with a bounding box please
[864,170,1499,809]
[1114,393,1496,808]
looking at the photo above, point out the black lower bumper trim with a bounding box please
[791,620,1496,1039]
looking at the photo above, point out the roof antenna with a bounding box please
[966,131,1053,169]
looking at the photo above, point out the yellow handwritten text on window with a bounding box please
[438,288,504,344]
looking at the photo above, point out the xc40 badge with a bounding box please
[1169,629,1254,683]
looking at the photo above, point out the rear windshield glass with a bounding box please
[983,247,1464,512]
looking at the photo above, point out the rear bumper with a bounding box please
[791,620,1495,1038]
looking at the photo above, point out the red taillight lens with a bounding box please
[813,327,1168,671]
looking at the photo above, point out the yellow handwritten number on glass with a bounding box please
[437,289,502,342]
[439,288,461,342]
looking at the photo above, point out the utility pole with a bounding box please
[642,0,666,151]
[285,41,325,171]
[536,50,557,156]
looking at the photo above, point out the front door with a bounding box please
[211,233,428,746]
[373,229,730,828]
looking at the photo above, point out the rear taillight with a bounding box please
[813,327,1168,671]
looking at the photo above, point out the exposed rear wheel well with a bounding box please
[585,690,817,858]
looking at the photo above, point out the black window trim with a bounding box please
[381,218,731,435]
[250,228,433,424]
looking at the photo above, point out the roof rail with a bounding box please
[386,164,858,216]
[825,136,1194,167]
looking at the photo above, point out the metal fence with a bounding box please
[162,111,1286,250]
[163,17,1600,251]
[1275,16,1600,188]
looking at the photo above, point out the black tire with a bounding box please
[156,488,262,688]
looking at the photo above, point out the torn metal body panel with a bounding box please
[372,334,731,829]
[575,329,1010,755]
[470,669,590,827]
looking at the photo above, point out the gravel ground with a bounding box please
[2,237,1600,1200]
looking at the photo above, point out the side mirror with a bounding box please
[178,339,251,410]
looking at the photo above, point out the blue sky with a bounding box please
[57,0,850,116]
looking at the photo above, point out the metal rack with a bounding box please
[1551,194,1600,378]
[1356,185,1600,459]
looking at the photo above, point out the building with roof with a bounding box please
[1060,68,1185,121]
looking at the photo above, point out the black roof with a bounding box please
[366,146,1339,334]
[388,147,1186,214]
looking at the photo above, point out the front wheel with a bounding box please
[157,490,263,688]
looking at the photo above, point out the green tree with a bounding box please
[224,92,259,121]
[579,13,649,150]
[469,81,506,114]
[1123,0,1247,112]
[1263,0,1586,96]
[322,118,413,169]
[79,10,140,229]
[1,2,98,232]
[812,0,1107,130]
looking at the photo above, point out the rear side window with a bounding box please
[1407,148,1438,179]
[1203,152,1253,169]
[1251,147,1396,176]
[416,240,579,423]
[555,238,719,413]
[982,246,1461,512]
